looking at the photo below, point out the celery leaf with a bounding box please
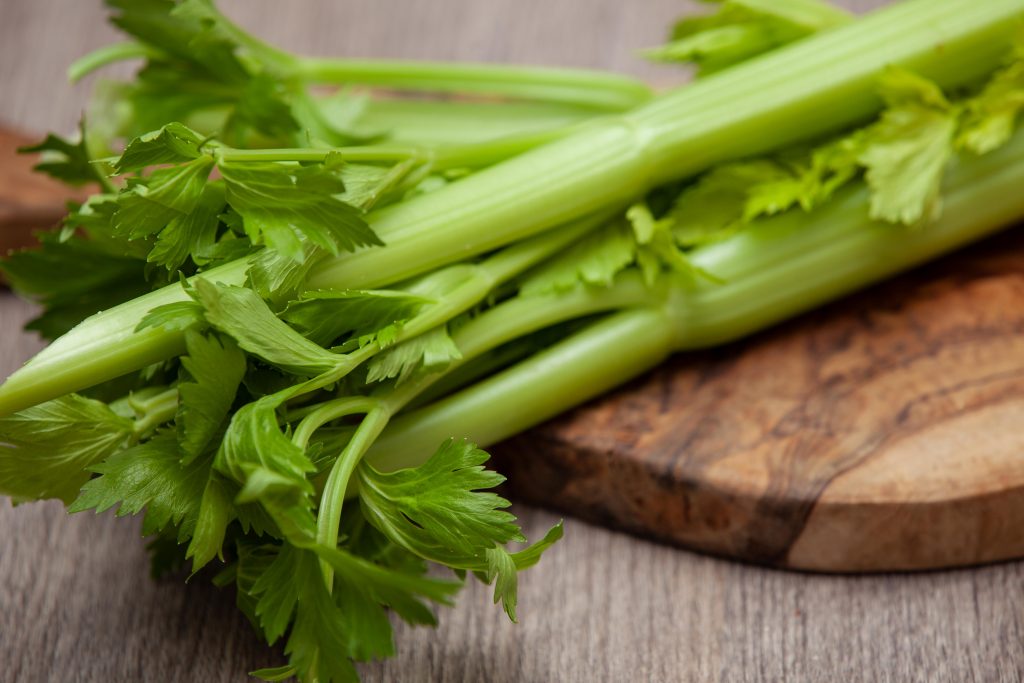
[644,0,851,75]
[113,121,207,173]
[112,156,216,239]
[0,395,135,503]
[177,329,246,463]
[18,120,107,187]
[958,38,1024,155]
[366,326,461,384]
[357,439,561,619]
[213,393,316,538]
[148,181,226,271]
[219,160,381,262]
[520,220,635,295]
[192,279,341,376]
[186,474,235,571]
[70,432,208,540]
[2,232,150,339]
[857,67,957,225]
[281,289,429,347]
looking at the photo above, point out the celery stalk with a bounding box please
[0,0,1021,418]
[370,124,1024,471]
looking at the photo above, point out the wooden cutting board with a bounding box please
[5,123,1024,573]
[0,126,85,255]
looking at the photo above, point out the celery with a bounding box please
[5,2,1024,681]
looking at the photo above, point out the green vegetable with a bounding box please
[4,1,1024,681]
[642,0,853,74]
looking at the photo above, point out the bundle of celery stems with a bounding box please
[3,0,1024,680]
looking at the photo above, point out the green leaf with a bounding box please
[357,440,561,622]
[643,0,850,76]
[63,194,121,238]
[670,160,789,245]
[319,544,460,657]
[0,395,135,503]
[192,279,341,376]
[248,542,459,672]
[281,289,429,347]
[484,545,520,621]
[251,542,302,644]
[107,0,249,83]
[177,329,246,462]
[857,67,957,225]
[958,35,1024,154]
[486,522,563,621]
[214,392,317,544]
[337,163,400,210]
[114,122,207,173]
[95,0,323,146]
[366,326,461,384]
[186,474,234,571]
[358,440,524,561]
[136,300,206,333]
[504,520,563,572]
[219,160,382,262]
[285,554,361,683]
[148,181,226,271]
[18,120,106,186]
[627,203,711,284]
[2,232,150,340]
[520,220,636,295]
[69,432,208,540]
[247,243,326,303]
[227,75,301,142]
[112,156,215,239]
[250,666,297,682]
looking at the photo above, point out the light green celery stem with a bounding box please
[291,397,380,451]
[291,396,387,584]
[634,0,1023,186]
[369,127,1024,472]
[307,0,1022,290]
[67,41,158,83]
[0,216,598,417]
[293,217,605,408]
[675,134,1024,347]
[397,213,607,329]
[215,124,574,171]
[369,308,675,472]
[203,2,652,111]
[379,274,659,417]
[0,258,248,417]
[129,387,179,439]
[316,405,390,586]
[356,99,600,146]
[0,0,1017,417]
[293,58,653,111]
[302,118,663,291]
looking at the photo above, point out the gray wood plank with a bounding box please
[0,1,1019,682]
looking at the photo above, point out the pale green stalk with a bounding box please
[1,0,1020,417]
[369,123,1024,471]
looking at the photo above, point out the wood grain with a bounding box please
[2,0,1022,681]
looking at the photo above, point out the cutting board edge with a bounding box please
[493,434,1024,573]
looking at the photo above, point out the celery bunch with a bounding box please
[3,1,1024,680]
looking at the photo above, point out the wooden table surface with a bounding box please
[3,1,1023,681]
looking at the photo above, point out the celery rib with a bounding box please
[0,0,1021,418]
